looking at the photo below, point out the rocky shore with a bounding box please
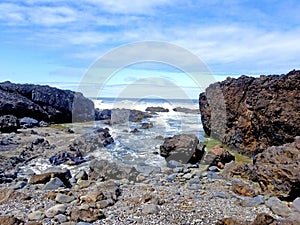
[0,74,299,225]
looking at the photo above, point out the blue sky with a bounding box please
[0,0,300,98]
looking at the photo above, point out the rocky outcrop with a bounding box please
[0,81,94,124]
[199,70,300,155]
[0,115,19,133]
[160,134,205,164]
[222,137,300,200]
[145,106,169,113]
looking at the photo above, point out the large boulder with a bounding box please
[199,70,300,155]
[0,81,94,123]
[222,137,300,200]
[160,134,205,164]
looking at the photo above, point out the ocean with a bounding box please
[88,97,204,168]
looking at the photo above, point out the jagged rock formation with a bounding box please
[199,70,300,156]
[0,81,94,124]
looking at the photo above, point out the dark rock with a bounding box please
[141,122,153,129]
[145,106,169,113]
[199,70,300,155]
[202,145,235,168]
[95,109,111,120]
[0,81,94,123]
[173,107,199,114]
[49,150,85,166]
[129,109,152,122]
[130,128,140,133]
[160,134,205,164]
[19,117,39,128]
[0,115,19,133]
[43,177,65,190]
[29,168,71,187]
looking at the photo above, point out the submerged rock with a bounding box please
[145,106,169,113]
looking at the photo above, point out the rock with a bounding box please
[45,204,67,218]
[28,211,45,221]
[160,134,205,164]
[0,216,23,225]
[145,106,169,113]
[19,117,39,128]
[141,122,153,129]
[70,205,105,222]
[129,109,152,122]
[54,214,68,223]
[141,204,159,214]
[292,197,300,212]
[43,177,65,190]
[12,181,27,190]
[49,150,85,166]
[251,213,275,225]
[199,70,300,155]
[0,81,94,123]
[202,145,235,168]
[55,193,75,203]
[173,107,199,114]
[29,168,71,187]
[231,179,259,197]
[222,139,300,200]
[167,160,182,168]
[89,159,139,181]
[75,170,88,181]
[0,188,31,204]
[239,195,265,207]
[265,197,292,217]
[188,184,201,190]
[95,109,111,120]
[0,115,19,133]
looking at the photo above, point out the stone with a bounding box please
[265,197,292,217]
[160,134,205,164]
[28,211,45,221]
[292,197,300,212]
[167,160,182,168]
[19,117,39,128]
[172,107,199,114]
[140,122,153,129]
[0,81,94,123]
[188,184,201,190]
[75,170,88,181]
[0,216,23,225]
[141,204,159,215]
[55,193,75,203]
[231,179,257,197]
[202,145,235,168]
[70,205,105,222]
[54,214,68,223]
[45,204,67,218]
[145,106,169,112]
[182,173,193,180]
[43,177,64,190]
[0,115,19,133]
[199,70,300,155]
[29,168,71,187]
[0,189,31,204]
[12,181,27,190]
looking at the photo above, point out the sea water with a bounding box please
[89,97,205,167]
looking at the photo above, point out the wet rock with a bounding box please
[173,107,199,114]
[49,150,85,166]
[130,128,140,133]
[202,145,235,168]
[95,109,111,121]
[160,134,205,164]
[199,70,300,155]
[141,122,153,129]
[45,204,67,218]
[145,106,169,113]
[129,109,152,122]
[19,117,39,128]
[0,115,19,133]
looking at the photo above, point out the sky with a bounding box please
[0,0,300,99]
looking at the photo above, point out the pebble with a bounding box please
[167,160,182,168]
[45,204,67,218]
[182,173,193,180]
[141,204,159,215]
[165,174,177,182]
[189,177,201,185]
[28,210,45,221]
[188,184,201,190]
[214,192,228,199]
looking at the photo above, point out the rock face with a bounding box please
[199,70,300,155]
[160,134,205,164]
[0,81,94,123]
